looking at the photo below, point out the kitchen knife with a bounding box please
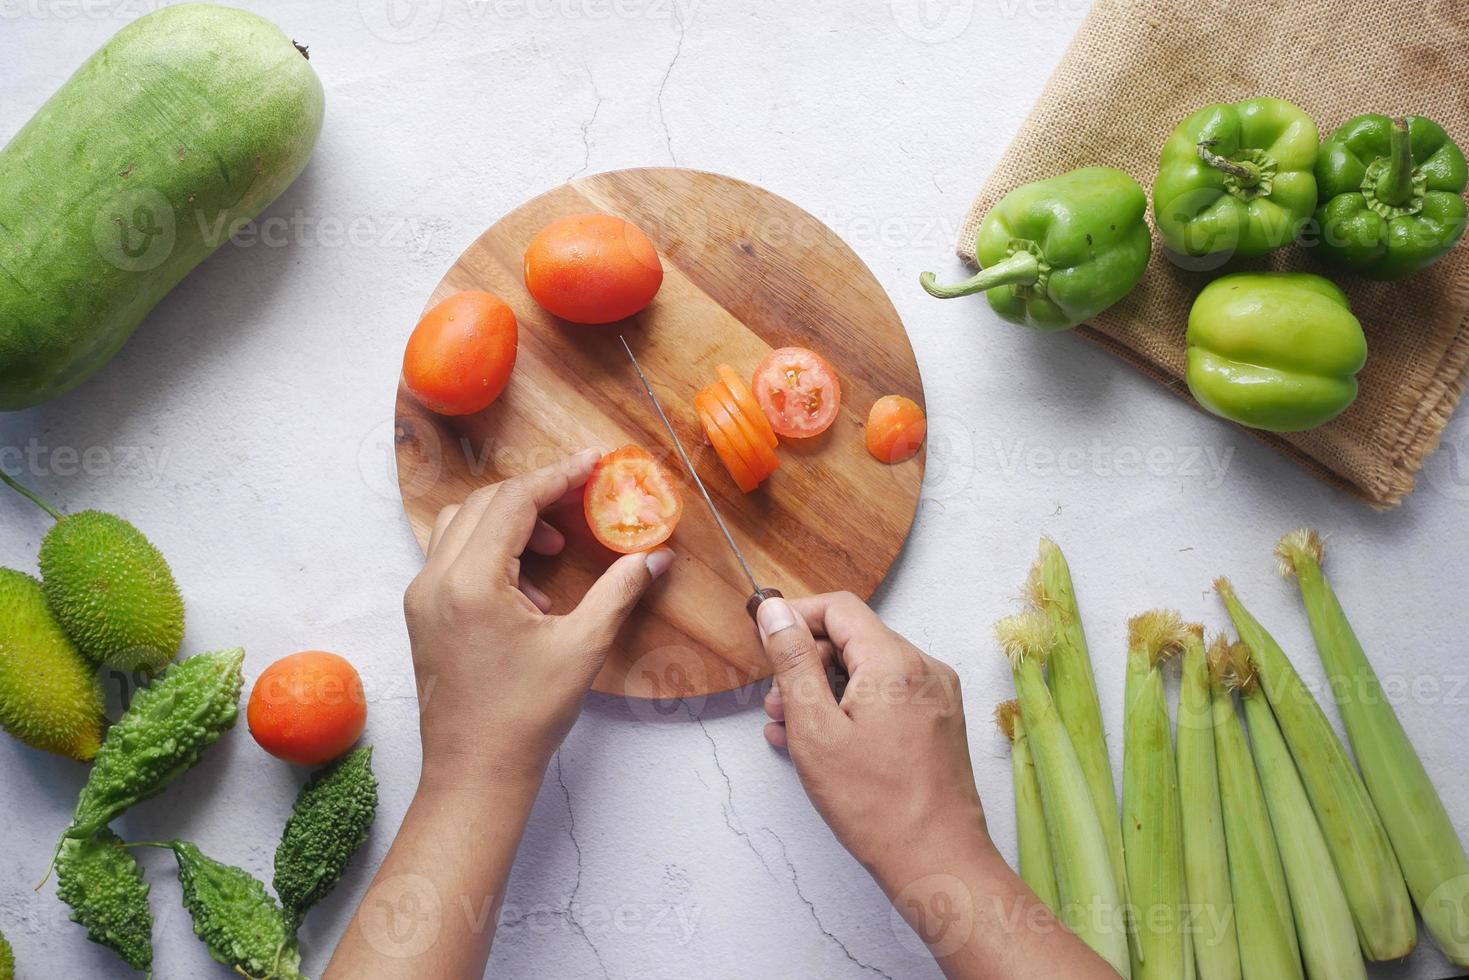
[619,335,782,620]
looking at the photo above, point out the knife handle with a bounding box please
[745,587,784,622]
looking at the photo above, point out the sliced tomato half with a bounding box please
[717,364,777,448]
[695,390,760,492]
[752,346,842,439]
[583,445,684,553]
[704,378,780,476]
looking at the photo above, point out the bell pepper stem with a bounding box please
[1198,140,1258,185]
[920,249,1041,299]
[1375,117,1416,208]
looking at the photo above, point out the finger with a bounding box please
[527,519,565,557]
[520,575,553,613]
[763,638,836,723]
[561,548,675,654]
[461,449,603,578]
[764,680,783,721]
[763,721,789,750]
[427,505,460,557]
[788,593,888,650]
[788,593,904,680]
[756,597,842,739]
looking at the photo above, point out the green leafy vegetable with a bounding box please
[0,926,13,980]
[274,745,378,930]
[55,828,153,972]
[67,649,244,840]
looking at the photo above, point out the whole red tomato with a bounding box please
[248,651,367,766]
[523,213,664,324]
[403,291,518,416]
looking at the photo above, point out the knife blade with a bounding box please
[619,334,782,620]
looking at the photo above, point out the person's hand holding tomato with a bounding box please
[404,450,675,790]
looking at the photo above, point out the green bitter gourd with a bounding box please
[274,746,378,930]
[55,828,153,972]
[67,648,244,840]
[164,841,305,980]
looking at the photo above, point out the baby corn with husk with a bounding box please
[1026,538,1133,959]
[997,612,1131,978]
[997,699,1061,915]
[1278,529,1469,967]
[1177,630,1241,980]
[1209,638,1302,980]
[1122,611,1193,980]
[1216,578,1415,960]
[1237,653,1367,980]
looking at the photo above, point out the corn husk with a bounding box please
[1278,529,1469,967]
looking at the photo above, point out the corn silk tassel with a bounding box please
[1236,645,1366,980]
[1217,577,1415,960]
[1279,529,1469,968]
[1177,630,1242,980]
[1122,611,1193,980]
[1026,539,1137,961]
[1209,638,1303,980]
[997,699,1061,915]
[997,611,1131,978]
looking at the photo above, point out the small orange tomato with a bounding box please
[403,291,518,416]
[865,395,927,463]
[248,651,367,766]
[523,213,664,324]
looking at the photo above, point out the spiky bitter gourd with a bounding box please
[1,472,184,671]
[0,568,104,760]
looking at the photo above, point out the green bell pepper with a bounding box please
[1153,98,1318,259]
[1314,114,1467,280]
[921,166,1151,331]
[1186,272,1366,433]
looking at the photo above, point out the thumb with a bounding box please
[564,547,675,652]
[757,597,838,734]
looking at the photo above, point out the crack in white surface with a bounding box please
[655,2,687,165]
[554,751,612,979]
[691,709,894,979]
[568,64,604,182]
[764,830,896,980]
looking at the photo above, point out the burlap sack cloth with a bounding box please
[957,0,1469,508]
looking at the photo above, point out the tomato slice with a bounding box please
[583,445,684,553]
[704,379,780,476]
[716,364,777,448]
[695,391,760,492]
[865,395,927,463]
[752,347,842,439]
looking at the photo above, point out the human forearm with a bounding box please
[323,773,541,979]
[875,834,1116,980]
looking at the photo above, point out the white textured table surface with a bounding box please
[3,2,1467,978]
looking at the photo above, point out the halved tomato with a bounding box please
[716,364,777,448]
[752,347,841,439]
[704,379,780,476]
[583,446,684,553]
[695,390,760,492]
[865,395,926,463]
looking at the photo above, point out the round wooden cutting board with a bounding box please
[394,168,925,698]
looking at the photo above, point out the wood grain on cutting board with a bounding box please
[395,168,925,697]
